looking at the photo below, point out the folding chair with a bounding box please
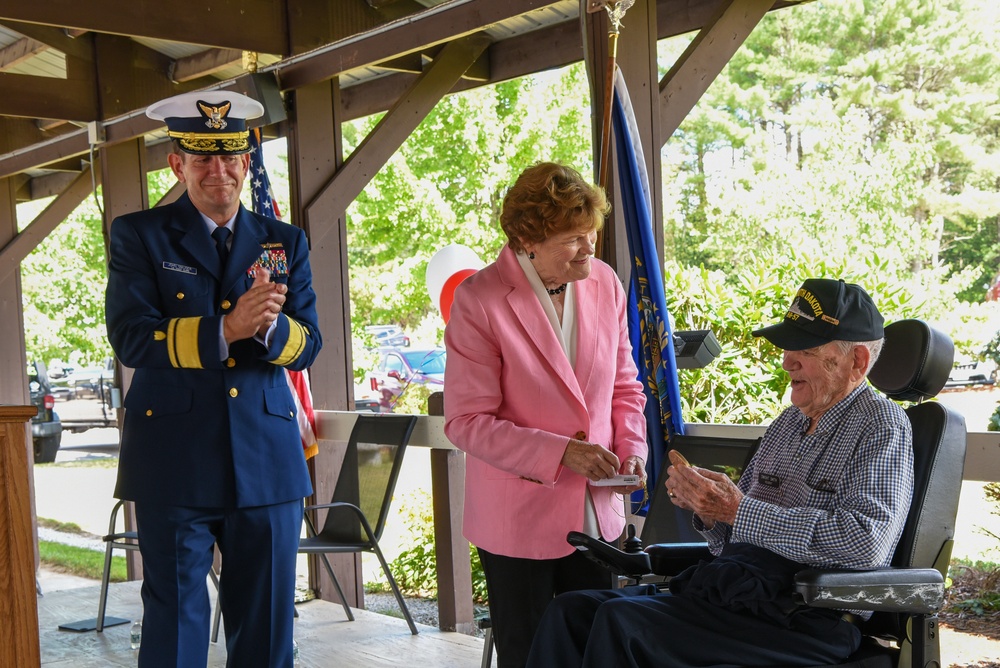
[298,413,420,635]
[91,499,220,635]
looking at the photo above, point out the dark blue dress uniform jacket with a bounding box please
[105,192,321,509]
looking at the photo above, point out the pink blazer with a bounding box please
[444,246,647,559]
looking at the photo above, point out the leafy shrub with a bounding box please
[373,490,489,604]
[662,257,925,424]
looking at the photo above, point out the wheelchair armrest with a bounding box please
[794,567,945,614]
[567,531,651,578]
[645,543,713,576]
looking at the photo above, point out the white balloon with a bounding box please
[426,244,485,322]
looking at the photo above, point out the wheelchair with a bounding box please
[570,319,966,668]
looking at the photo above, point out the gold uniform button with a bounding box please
[289,410,294,418]
[221,300,232,310]
[176,292,185,300]
[145,409,153,417]
[229,388,238,398]
[226,358,236,368]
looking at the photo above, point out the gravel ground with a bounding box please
[38,526,106,552]
[364,592,488,639]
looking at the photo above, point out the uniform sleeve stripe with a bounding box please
[273,315,307,366]
[167,317,204,369]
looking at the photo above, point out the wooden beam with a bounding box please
[168,48,243,83]
[0,74,262,179]
[0,177,28,405]
[0,72,97,121]
[0,1,288,54]
[99,138,148,580]
[339,18,582,121]
[659,0,774,143]
[306,33,491,245]
[92,33,205,118]
[0,163,97,285]
[0,21,93,60]
[0,37,47,70]
[23,171,80,201]
[277,0,548,90]
[286,78,357,606]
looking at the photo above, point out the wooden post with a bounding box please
[0,405,41,668]
[427,392,475,634]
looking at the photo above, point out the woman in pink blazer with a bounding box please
[444,162,648,668]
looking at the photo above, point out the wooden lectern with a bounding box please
[0,405,40,667]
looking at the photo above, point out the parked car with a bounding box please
[366,347,446,410]
[27,361,62,463]
[365,325,411,349]
[63,359,115,402]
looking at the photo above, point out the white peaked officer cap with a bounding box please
[146,91,264,155]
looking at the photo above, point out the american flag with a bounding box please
[249,127,283,220]
[248,127,319,460]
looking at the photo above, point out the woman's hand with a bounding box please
[606,454,646,494]
[561,437,620,481]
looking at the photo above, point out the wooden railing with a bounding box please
[314,410,1000,633]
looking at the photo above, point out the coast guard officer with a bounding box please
[105,90,322,667]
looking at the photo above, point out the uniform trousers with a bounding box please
[478,546,613,668]
[526,585,861,668]
[134,499,302,668]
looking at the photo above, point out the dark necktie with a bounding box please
[212,226,231,269]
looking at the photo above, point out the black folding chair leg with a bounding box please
[318,554,356,622]
[95,540,116,632]
[210,567,222,644]
[372,541,418,635]
[481,625,494,668]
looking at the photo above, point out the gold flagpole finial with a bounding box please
[242,51,259,74]
[605,0,635,35]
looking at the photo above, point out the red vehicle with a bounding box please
[366,347,446,411]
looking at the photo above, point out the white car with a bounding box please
[946,359,997,388]
[365,325,411,348]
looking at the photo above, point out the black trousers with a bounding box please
[526,585,862,668]
[478,546,613,668]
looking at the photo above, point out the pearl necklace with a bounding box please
[546,283,567,295]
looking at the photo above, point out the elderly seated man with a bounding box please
[525,278,914,668]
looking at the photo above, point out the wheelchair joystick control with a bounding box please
[623,524,642,554]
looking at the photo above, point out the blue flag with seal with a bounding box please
[611,69,685,514]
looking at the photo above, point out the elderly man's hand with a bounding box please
[222,269,287,342]
[665,450,743,528]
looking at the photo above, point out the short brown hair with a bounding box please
[499,162,608,253]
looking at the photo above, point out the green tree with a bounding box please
[20,196,110,366]
[345,65,594,348]
[20,168,180,366]
[661,0,1000,377]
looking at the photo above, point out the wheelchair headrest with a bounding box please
[868,319,954,402]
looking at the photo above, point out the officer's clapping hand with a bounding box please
[222,269,287,342]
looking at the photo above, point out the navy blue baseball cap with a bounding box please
[752,278,884,351]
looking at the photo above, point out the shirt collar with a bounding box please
[201,210,237,237]
[800,382,871,434]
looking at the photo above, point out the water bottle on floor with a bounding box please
[130,620,142,650]
[292,638,299,664]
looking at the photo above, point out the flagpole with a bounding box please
[597,0,633,192]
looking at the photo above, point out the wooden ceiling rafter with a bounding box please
[0,1,290,54]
